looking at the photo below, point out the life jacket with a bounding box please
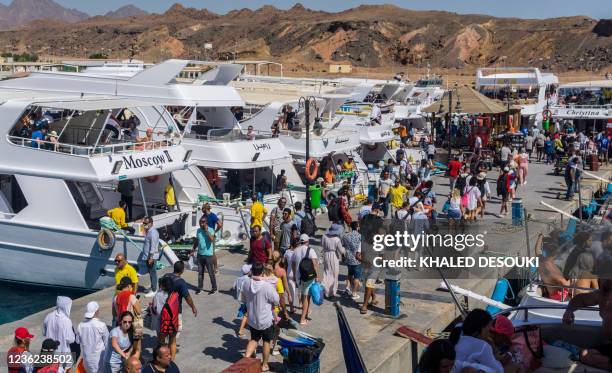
[36,363,60,373]
[160,291,180,335]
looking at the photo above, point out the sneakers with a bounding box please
[352,294,361,300]
[209,289,217,295]
[195,289,202,295]
[144,290,157,298]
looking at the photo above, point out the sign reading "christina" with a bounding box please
[122,151,173,170]
[552,107,610,119]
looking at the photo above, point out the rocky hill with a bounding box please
[0,2,609,72]
[0,0,87,29]
[104,5,147,19]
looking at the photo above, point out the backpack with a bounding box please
[114,289,132,323]
[299,246,317,283]
[36,364,60,373]
[327,198,341,222]
[159,291,180,335]
[300,212,316,236]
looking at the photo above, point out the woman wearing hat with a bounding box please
[47,130,59,151]
[321,223,346,300]
[7,327,34,373]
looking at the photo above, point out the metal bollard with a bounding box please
[385,270,401,317]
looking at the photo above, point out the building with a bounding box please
[329,62,352,74]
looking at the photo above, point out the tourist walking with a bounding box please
[462,178,481,221]
[192,218,217,295]
[241,262,279,373]
[524,131,534,161]
[565,157,579,201]
[447,156,462,191]
[388,178,408,216]
[105,311,136,373]
[377,170,393,217]
[202,202,223,273]
[42,296,76,357]
[518,148,529,186]
[278,208,295,254]
[342,221,362,300]
[143,216,160,296]
[476,172,491,219]
[113,277,141,327]
[249,195,267,234]
[77,301,109,373]
[497,167,511,217]
[151,278,170,336]
[269,198,287,250]
[161,261,197,360]
[234,264,252,337]
[249,225,272,264]
[321,223,346,300]
[292,234,319,325]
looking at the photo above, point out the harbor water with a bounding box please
[0,282,91,325]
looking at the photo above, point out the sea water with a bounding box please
[0,282,91,325]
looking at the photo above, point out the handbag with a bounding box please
[460,188,471,208]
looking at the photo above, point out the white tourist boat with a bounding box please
[550,80,612,134]
[0,91,194,290]
[475,67,559,129]
[393,74,445,129]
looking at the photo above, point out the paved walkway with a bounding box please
[0,160,609,372]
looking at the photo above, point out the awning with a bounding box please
[423,85,508,115]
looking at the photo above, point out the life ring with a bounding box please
[305,158,319,181]
[542,109,552,121]
[145,175,160,183]
[97,228,116,250]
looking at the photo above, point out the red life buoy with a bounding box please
[145,175,160,183]
[542,109,552,121]
[305,158,319,181]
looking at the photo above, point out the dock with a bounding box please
[0,162,609,372]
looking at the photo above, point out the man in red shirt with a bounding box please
[249,225,272,264]
[447,156,462,191]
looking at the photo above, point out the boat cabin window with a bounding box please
[558,87,611,106]
[202,167,279,200]
[0,175,28,217]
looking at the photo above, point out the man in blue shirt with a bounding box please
[201,202,222,273]
[31,127,47,148]
[191,218,217,295]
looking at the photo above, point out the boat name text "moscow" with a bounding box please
[122,152,173,170]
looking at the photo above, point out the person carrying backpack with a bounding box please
[291,234,319,326]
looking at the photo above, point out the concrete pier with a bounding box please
[0,162,609,372]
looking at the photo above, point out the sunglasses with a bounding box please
[122,320,133,324]
[114,260,122,264]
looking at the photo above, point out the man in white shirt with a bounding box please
[77,301,109,373]
[292,234,320,325]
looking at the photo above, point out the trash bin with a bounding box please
[590,154,600,171]
[512,199,523,226]
[309,185,322,210]
[385,270,401,317]
[279,330,324,373]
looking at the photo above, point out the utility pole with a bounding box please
[299,96,317,213]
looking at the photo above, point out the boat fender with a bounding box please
[486,278,511,315]
[97,228,116,250]
[145,175,160,183]
[305,158,319,181]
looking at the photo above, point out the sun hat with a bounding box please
[299,233,310,243]
[241,264,252,275]
[84,301,99,319]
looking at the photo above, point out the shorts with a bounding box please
[427,154,434,160]
[447,209,461,219]
[300,279,315,295]
[347,264,362,279]
[362,267,383,289]
[249,324,274,342]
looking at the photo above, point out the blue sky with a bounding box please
[2,0,610,19]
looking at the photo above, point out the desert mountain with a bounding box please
[104,5,147,19]
[0,0,87,29]
[0,2,609,72]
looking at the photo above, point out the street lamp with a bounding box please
[298,96,319,213]
[440,83,462,162]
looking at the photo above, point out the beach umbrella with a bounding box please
[335,302,368,373]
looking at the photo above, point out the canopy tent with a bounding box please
[422,85,508,115]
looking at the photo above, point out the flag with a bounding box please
[335,302,368,373]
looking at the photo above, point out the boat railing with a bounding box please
[7,135,181,157]
[192,128,275,142]
[493,304,600,324]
